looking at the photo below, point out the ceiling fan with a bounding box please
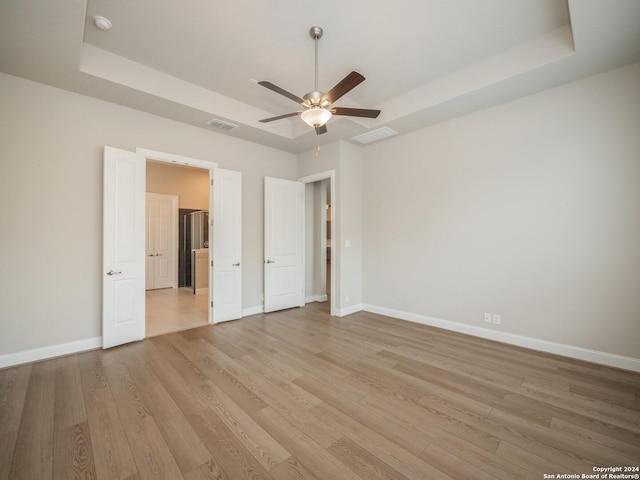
[258,26,381,135]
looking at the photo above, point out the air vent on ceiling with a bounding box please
[351,127,398,145]
[206,117,239,132]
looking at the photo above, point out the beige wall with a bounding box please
[0,72,296,359]
[362,62,640,359]
[146,162,209,210]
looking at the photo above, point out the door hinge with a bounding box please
[211,260,213,267]
[210,301,213,308]
[210,179,213,186]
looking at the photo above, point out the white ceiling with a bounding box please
[1,0,639,153]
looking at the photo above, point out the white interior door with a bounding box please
[103,146,145,348]
[264,177,305,313]
[145,193,176,290]
[213,168,242,323]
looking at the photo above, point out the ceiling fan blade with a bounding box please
[258,81,305,104]
[315,125,328,135]
[323,71,365,104]
[331,107,381,119]
[259,112,301,123]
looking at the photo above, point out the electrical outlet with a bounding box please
[492,313,501,325]
[484,312,492,323]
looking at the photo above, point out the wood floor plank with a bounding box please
[328,435,412,480]
[569,382,639,410]
[500,388,640,445]
[0,430,18,480]
[0,364,31,480]
[0,364,31,434]
[517,381,640,432]
[389,353,510,402]
[52,421,97,480]
[188,406,274,480]
[295,373,429,455]
[255,406,363,480]
[129,341,209,417]
[8,361,55,480]
[557,365,640,395]
[424,434,534,479]
[101,356,152,426]
[419,442,498,480]
[193,375,290,471]
[239,354,322,410]
[203,349,341,448]
[78,351,138,480]
[156,331,269,417]
[494,440,578,477]
[154,333,292,471]
[153,333,290,471]
[183,459,230,480]
[54,355,87,429]
[121,351,212,475]
[269,456,322,480]
[125,416,185,480]
[310,401,454,480]
[487,406,623,469]
[233,343,304,381]
[549,416,640,462]
[318,350,426,403]
[359,384,502,454]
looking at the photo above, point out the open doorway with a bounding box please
[301,171,336,315]
[145,160,210,337]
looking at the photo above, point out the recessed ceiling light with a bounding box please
[93,15,112,31]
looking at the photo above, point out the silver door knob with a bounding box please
[107,270,122,276]
[232,262,240,266]
[265,259,275,264]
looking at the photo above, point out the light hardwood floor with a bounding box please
[1,302,639,479]
[146,287,209,338]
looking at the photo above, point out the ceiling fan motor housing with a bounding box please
[303,91,328,107]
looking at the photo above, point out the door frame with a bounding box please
[137,148,217,325]
[298,170,337,316]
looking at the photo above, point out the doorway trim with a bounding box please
[298,170,337,316]
[137,148,217,325]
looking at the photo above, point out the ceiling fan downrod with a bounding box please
[310,26,323,93]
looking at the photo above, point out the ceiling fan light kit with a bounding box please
[258,26,381,139]
[301,106,332,127]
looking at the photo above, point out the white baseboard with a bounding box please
[0,337,102,369]
[362,304,640,373]
[242,305,264,317]
[305,294,328,303]
[195,287,208,296]
[336,303,364,317]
